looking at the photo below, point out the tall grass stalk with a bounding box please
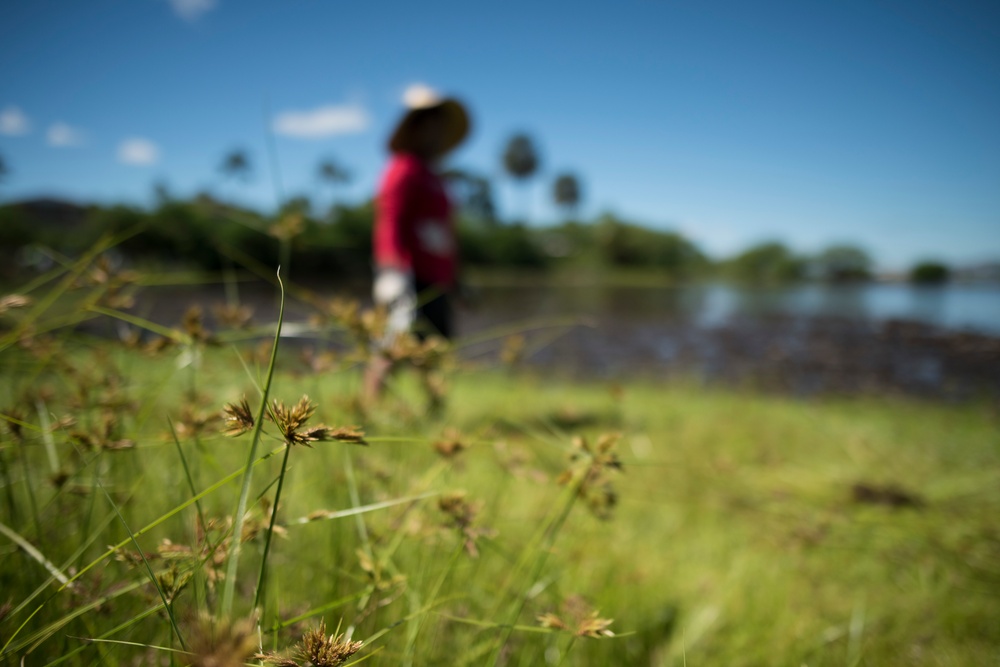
[489,466,586,665]
[17,441,42,539]
[402,540,466,667]
[34,401,59,474]
[1,445,285,656]
[343,448,376,641]
[166,418,207,537]
[43,603,168,667]
[221,267,285,617]
[98,483,187,651]
[0,521,71,586]
[252,441,291,612]
[9,580,147,657]
[8,511,117,622]
[0,229,138,353]
[0,446,18,523]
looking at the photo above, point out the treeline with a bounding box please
[0,195,950,284]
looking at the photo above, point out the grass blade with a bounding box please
[0,520,71,586]
[98,482,187,651]
[222,266,285,617]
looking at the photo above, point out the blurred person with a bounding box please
[363,85,470,403]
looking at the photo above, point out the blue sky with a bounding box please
[1,0,997,269]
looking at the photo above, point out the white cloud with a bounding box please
[272,103,370,139]
[0,106,31,136]
[47,122,86,147]
[118,138,160,165]
[168,0,217,22]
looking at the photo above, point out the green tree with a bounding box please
[910,260,950,284]
[552,172,582,222]
[501,133,541,222]
[813,244,872,282]
[725,241,805,283]
[596,214,706,277]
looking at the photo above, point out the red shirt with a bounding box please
[373,152,457,287]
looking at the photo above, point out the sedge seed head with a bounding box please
[222,397,255,437]
[267,395,367,447]
[185,612,259,667]
[298,619,363,667]
[258,619,362,667]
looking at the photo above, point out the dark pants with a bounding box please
[414,280,452,340]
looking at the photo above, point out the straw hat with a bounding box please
[388,84,470,155]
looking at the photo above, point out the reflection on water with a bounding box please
[473,282,1000,334]
[457,282,1000,397]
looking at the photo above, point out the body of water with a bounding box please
[457,281,1000,396]
[692,282,1000,334]
[123,278,1000,397]
[465,281,1000,335]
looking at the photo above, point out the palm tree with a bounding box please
[220,149,252,182]
[552,172,581,222]
[217,149,252,205]
[316,157,351,221]
[501,133,540,223]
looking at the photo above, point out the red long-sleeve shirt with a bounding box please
[373,152,457,287]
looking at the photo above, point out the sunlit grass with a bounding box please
[0,257,998,666]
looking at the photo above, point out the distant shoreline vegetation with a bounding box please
[0,195,994,285]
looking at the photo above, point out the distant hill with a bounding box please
[3,197,90,228]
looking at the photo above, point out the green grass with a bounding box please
[0,262,998,666]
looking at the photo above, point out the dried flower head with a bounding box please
[433,428,467,458]
[144,335,176,355]
[537,612,568,631]
[213,302,254,329]
[69,412,134,451]
[323,426,367,446]
[298,619,362,667]
[316,298,388,351]
[300,347,339,374]
[574,614,615,638]
[182,305,215,344]
[258,619,362,667]
[175,405,221,439]
[0,294,32,314]
[268,211,304,241]
[185,612,259,667]
[268,395,367,447]
[269,395,316,438]
[222,397,255,437]
[537,596,615,638]
[81,256,139,308]
[438,491,489,557]
[241,498,288,543]
[558,433,624,520]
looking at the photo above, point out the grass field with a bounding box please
[1,264,998,666]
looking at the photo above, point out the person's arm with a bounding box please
[374,160,417,273]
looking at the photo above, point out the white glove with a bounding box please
[373,267,416,336]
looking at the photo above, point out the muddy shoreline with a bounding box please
[78,281,1000,400]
